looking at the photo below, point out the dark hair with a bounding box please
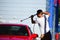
[36,9,43,15]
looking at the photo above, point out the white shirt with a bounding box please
[33,14,50,34]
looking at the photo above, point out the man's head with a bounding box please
[36,9,43,17]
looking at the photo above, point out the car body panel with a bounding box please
[0,35,29,40]
[0,24,38,40]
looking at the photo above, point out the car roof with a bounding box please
[0,23,28,27]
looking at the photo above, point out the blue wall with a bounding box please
[46,0,54,28]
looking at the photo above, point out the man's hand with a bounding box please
[30,15,35,24]
[40,34,44,38]
[30,15,34,18]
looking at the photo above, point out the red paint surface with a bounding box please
[0,24,38,40]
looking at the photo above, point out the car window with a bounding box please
[0,25,29,36]
[28,27,32,34]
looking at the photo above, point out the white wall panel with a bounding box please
[0,0,46,19]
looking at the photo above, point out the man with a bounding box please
[31,9,51,40]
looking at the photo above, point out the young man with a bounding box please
[31,9,51,40]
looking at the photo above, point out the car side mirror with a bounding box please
[31,34,38,38]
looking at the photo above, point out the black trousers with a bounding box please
[41,31,52,40]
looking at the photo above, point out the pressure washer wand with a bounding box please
[20,16,31,22]
[20,14,36,22]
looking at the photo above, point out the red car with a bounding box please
[0,24,38,40]
[55,33,60,40]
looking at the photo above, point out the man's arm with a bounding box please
[43,12,50,16]
[31,15,36,24]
